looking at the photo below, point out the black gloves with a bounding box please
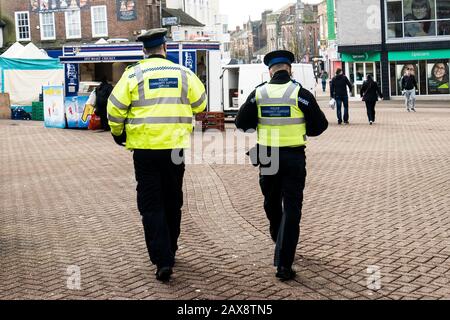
[112,131,126,147]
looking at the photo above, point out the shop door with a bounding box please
[348,62,376,97]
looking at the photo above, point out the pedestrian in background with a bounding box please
[95,77,113,131]
[107,28,207,282]
[401,67,418,112]
[235,50,328,281]
[321,71,328,93]
[330,68,353,125]
[360,74,383,125]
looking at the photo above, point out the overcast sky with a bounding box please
[220,0,323,31]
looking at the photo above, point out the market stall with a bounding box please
[58,40,222,129]
[0,42,64,119]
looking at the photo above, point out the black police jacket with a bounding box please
[235,70,328,137]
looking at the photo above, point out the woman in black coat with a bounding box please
[360,74,383,125]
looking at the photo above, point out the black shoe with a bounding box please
[338,121,342,125]
[344,121,349,125]
[276,267,296,281]
[155,267,173,282]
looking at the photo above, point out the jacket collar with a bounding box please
[269,70,291,84]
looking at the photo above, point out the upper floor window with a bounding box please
[386,0,450,39]
[91,6,108,38]
[40,12,56,40]
[15,11,31,41]
[65,10,82,39]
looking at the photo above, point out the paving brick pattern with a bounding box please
[1,103,449,300]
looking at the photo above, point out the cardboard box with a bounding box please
[0,93,11,119]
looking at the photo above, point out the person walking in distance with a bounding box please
[235,50,328,281]
[360,74,383,125]
[330,68,353,125]
[401,67,418,112]
[107,28,207,282]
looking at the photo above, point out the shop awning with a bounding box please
[341,52,381,62]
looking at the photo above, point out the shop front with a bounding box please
[388,49,450,98]
[57,41,222,129]
[341,52,382,98]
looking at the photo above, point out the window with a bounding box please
[390,59,450,95]
[427,59,449,94]
[65,10,81,39]
[386,0,450,39]
[15,11,31,41]
[91,6,108,38]
[40,12,56,40]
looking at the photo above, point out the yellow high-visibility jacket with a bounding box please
[256,82,307,147]
[107,57,207,150]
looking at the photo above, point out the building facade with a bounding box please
[165,0,230,59]
[317,0,341,77]
[229,23,254,64]
[336,0,450,100]
[0,0,161,51]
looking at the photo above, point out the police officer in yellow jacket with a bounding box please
[107,28,207,282]
[235,50,328,281]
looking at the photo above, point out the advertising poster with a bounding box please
[428,61,449,94]
[30,0,90,13]
[43,86,66,129]
[65,63,79,97]
[117,0,137,21]
[182,51,197,74]
[403,0,436,37]
[65,95,91,129]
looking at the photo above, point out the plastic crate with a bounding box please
[32,102,44,121]
[203,123,225,132]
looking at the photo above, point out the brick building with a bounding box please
[0,0,161,51]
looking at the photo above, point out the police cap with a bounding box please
[263,50,295,69]
[137,28,168,49]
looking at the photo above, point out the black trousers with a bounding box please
[259,147,306,269]
[133,149,185,269]
[365,100,377,122]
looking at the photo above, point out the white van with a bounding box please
[221,63,316,117]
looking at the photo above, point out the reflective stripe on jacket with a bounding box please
[256,82,307,147]
[107,57,207,150]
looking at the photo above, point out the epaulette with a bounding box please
[126,62,140,70]
[255,81,267,89]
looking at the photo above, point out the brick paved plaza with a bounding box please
[1,101,449,300]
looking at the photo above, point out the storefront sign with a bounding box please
[162,17,179,27]
[341,52,381,62]
[30,0,90,13]
[116,0,137,21]
[389,49,450,61]
[43,85,66,129]
[59,55,144,63]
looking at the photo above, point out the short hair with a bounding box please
[270,63,291,73]
[144,43,165,55]
[336,68,342,75]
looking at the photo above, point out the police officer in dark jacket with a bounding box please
[235,50,328,281]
